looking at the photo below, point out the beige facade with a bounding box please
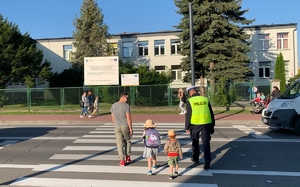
[36,23,298,88]
[244,23,298,82]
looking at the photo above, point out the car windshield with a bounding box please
[279,81,300,99]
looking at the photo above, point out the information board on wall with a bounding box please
[121,74,139,86]
[84,56,119,85]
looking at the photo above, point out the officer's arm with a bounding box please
[185,101,192,130]
[208,103,215,126]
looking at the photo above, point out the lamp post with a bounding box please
[187,0,195,86]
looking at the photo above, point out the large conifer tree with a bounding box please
[0,14,52,89]
[71,0,111,68]
[174,0,254,84]
[274,52,286,92]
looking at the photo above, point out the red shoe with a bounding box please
[125,156,131,163]
[119,160,125,166]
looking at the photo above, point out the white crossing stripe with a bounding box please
[63,145,192,152]
[73,138,300,143]
[10,177,217,187]
[233,125,272,139]
[82,134,189,139]
[2,164,300,177]
[49,154,203,163]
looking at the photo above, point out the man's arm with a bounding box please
[111,113,115,124]
[185,101,191,131]
[126,112,133,135]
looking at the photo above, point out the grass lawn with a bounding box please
[0,103,251,115]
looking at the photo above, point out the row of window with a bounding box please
[116,39,181,58]
[258,33,289,50]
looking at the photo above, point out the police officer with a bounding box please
[185,86,215,170]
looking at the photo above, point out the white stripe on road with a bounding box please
[2,164,300,177]
[0,137,78,140]
[82,134,190,139]
[62,145,192,152]
[49,154,202,163]
[10,177,216,187]
[74,138,300,144]
[233,125,272,139]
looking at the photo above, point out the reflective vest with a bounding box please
[189,96,212,125]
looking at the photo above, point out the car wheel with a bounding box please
[293,118,300,135]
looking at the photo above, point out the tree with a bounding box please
[274,52,286,92]
[0,14,52,89]
[174,0,254,86]
[71,0,112,68]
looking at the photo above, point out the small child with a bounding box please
[142,119,160,176]
[91,96,99,116]
[164,129,183,180]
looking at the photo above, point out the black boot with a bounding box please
[204,161,210,170]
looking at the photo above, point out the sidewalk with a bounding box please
[0,113,262,125]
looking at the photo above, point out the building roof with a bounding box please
[35,23,297,41]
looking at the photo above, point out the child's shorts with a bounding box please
[168,156,179,166]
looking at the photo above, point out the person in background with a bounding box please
[80,91,91,118]
[178,88,186,115]
[87,90,94,112]
[271,86,280,100]
[91,96,99,116]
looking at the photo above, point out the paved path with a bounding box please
[0,113,262,125]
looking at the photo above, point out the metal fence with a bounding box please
[0,82,271,110]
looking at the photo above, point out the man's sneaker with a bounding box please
[174,171,178,176]
[169,175,173,180]
[88,115,92,118]
[152,165,157,169]
[80,115,84,118]
[126,156,131,163]
[179,112,184,115]
[119,160,125,166]
[204,162,210,170]
[147,170,152,176]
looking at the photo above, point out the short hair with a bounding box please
[120,92,129,98]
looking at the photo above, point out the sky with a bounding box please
[0,0,299,39]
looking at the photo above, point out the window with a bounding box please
[63,45,72,60]
[122,42,133,57]
[277,33,288,49]
[258,34,269,50]
[171,65,182,80]
[138,41,148,56]
[259,61,271,78]
[154,40,165,55]
[171,39,181,55]
[155,65,165,74]
[111,43,118,56]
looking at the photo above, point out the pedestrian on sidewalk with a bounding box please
[178,88,186,115]
[91,96,99,116]
[110,92,133,166]
[80,91,91,118]
[164,129,183,180]
[142,119,160,176]
[185,86,215,170]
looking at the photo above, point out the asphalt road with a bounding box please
[0,122,299,187]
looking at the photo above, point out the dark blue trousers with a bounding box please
[189,125,211,163]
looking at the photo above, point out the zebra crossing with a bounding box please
[9,123,219,187]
